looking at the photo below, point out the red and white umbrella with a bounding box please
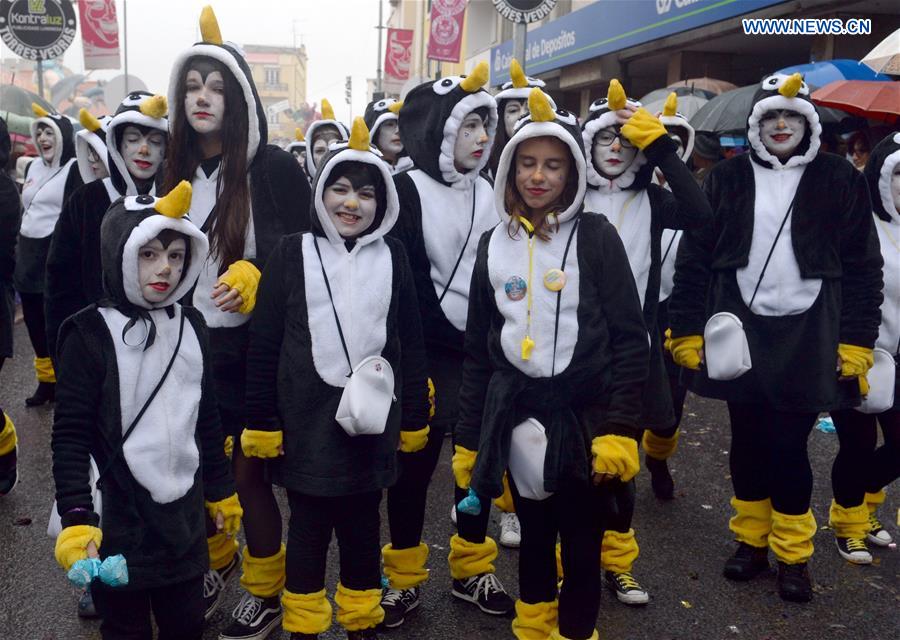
[811,80,900,124]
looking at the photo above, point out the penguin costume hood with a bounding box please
[657,93,695,162]
[167,5,267,166]
[399,61,498,190]
[106,91,169,196]
[865,132,900,225]
[495,59,555,109]
[493,88,586,225]
[582,80,650,191]
[287,127,306,156]
[746,72,821,170]
[30,103,76,169]
[364,98,403,143]
[75,109,112,182]
[305,99,351,180]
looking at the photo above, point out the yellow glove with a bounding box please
[665,329,703,371]
[452,445,477,490]
[223,435,234,458]
[620,107,668,150]
[206,493,243,537]
[240,429,283,458]
[838,343,874,396]
[217,260,261,314]
[427,378,436,422]
[591,435,640,482]
[55,525,102,571]
[399,426,430,453]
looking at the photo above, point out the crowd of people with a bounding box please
[0,6,897,640]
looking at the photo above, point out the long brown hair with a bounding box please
[503,140,579,242]
[164,56,251,272]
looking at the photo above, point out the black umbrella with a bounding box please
[0,84,55,117]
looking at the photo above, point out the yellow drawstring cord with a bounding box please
[517,216,536,360]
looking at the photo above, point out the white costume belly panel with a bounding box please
[19,160,75,238]
[875,217,900,354]
[659,229,682,302]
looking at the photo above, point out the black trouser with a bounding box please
[831,407,900,508]
[92,575,205,640]
[19,291,49,359]
[727,402,818,515]
[511,477,607,640]
[285,490,382,594]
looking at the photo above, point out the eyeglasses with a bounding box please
[594,128,635,149]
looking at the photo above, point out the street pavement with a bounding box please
[0,320,897,640]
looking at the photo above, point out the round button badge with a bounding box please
[543,268,567,291]
[505,276,527,301]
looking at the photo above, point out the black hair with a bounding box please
[470,106,489,123]
[116,123,165,149]
[312,124,341,147]
[323,160,387,236]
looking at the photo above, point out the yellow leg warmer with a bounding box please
[865,490,886,513]
[729,497,772,548]
[34,356,56,383]
[600,529,639,574]
[207,532,239,571]
[555,542,563,581]
[282,588,332,635]
[642,429,679,461]
[550,628,598,640]
[828,500,870,539]
[770,509,816,565]
[448,534,498,580]
[382,542,429,589]
[512,600,558,640]
[494,473,516,513]
[0,413,17,457]
[335,583,384,631]
[240,544,286,598]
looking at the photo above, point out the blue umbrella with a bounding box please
[776,59,891,88]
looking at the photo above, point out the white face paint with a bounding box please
[87,146,108,179]
[592,127,637,178]
[892,164,900,215]
[759,109,806,160]
[323,175,378,239]
[184,69,226,136]
[138,237,186,304]
[503,99,526,138]
[120,125,166,181]
[35,125,56,164]
[376,119,403,159]
[453,111,488,172]
[312,128,342,169]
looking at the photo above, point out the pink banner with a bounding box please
[78,0,121,71]
[385,28,414,82]
[427,0,466,63]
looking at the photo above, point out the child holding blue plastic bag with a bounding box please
[51,183,241,639]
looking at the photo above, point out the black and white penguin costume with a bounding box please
[52,184,235,591]
[364,97,413,174]
[46,92,169,360]
[287,127,308,180]
[0,117,19,362]
[74,109,112,183]
[456,89,648,640]
[305,99,350,180]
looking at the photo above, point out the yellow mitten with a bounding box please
[241,429,283,458]
[452,445,477,490]
[218,259,261,314]
[591,435,639,482]
[399,426,430,453]
[223,435,234,458]
[206,493,243,537]
[838,343,874,396]
[620,108,667,150]
[55,525,102,571]
[0,413,17,456]
[427,378,436,421]
[665,329,703,371]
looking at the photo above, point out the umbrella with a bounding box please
[642,93,709,120]
[861,28,900,76]
[776,59,890,87]
[638,86,715,105]
[668,77,737,95]
[0,85,55,116]
[811,80,900,124]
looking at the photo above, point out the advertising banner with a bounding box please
[78,0,120,70]
[427,0,466,63]
[385,27,413,82]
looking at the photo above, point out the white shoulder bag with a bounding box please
[858,347,897,415]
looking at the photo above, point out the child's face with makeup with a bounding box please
[138,236,186,303]
[323,175,377,239]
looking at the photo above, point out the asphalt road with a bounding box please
[0,321,897,640]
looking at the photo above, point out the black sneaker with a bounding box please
[835,537,872,565]
[77,586,100,619]
[645,455,674,500]
[867,513,893,547]
[25,382,55,407]
[203,549,241,620]
[776,561,813,603]
[0,448,18,496]
[723,542,769,581]
[219,592,283,640]
[380,586,420,628]
[347,628,378,640]
[604,571,649,605]
[451,572,514,615]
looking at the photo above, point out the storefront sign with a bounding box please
[78,0,120,70]
[493,0,557,24]
[427,0,467,63]
[0,0,77,61]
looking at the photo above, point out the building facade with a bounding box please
[244,43,308,144]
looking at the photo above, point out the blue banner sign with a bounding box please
[490,0,789,85]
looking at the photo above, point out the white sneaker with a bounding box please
[450,504,457,525]
[499,512,521,548]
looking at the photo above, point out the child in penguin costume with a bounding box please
[74,108,112,183]
[306,99,350,180]
[364,98,413,174]
[457,88,649,640]
[164,6,311,633]
[382,61,514,626]
[242,117,430,640]
[15,104,83,407]
[828,132,900,564]
[581,80,712,605]
[667,73,883,602]
[0,118,18,497]
[287,128,308,179]
[51,181,241,639]
[46,92,169,364]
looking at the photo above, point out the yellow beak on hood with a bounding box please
[460,61,489,93]
[527,88,555,123]
[79,108,102,132]
[510,59,528,89]
[32,103,50,119]
[607,79,627,111]
[778,73,804,98]
[139,95,168,119]
[155,180,193,218]
[321,99,336,121]
[663,92,678,117]
[388,100,403,114]
[200,5,224,45]
[348,117,371,151]
[295,128,305,142]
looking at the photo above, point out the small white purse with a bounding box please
[508,418,554,501]
[858,348,897,415]
[48,456,103,538]
[704,312,752,381]
[335,355,396,436]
